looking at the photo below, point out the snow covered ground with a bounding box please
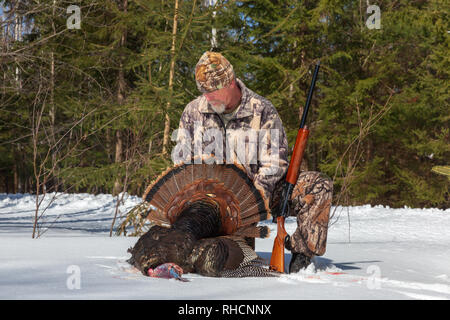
[0,193,449,300]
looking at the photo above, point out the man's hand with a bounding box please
[271,181,291,221]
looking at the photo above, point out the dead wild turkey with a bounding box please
[127,162,278,277]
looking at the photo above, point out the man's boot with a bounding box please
[289,252,312,274]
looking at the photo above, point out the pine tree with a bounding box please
[0,0,448,209]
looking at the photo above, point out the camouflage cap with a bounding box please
[195,51,235,93]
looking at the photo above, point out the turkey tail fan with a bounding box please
[146,209,171,228]
[142,165,177,211]
[233,225,270,239]
[143,163,183,209]
[141,162,270,236]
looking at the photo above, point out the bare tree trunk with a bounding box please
[115,130,124,163]
[106,128,113,162]
[13,163,18,193]
[4,176,9,194]
[10,4,24,193]
[49,0,58,192]
[162,0,179,156]
[113,130,124,195]
[14,10,22,90]
[113,0,128,195]
[2,2,8,95]
[288,40,297,110]
[206,0,218,50]
[0,3,4,47]
[32,96,43,239]
[148,60,152,85]
[159,17,168,73]
[25,177,29,194]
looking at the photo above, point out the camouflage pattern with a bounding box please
[270,171,333,257]
[174,78,289,203]
[175,76,333,258]
[195,51,235,93]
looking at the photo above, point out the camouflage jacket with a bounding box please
[173,78,288,202]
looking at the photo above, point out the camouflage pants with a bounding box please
[270,171,333,258]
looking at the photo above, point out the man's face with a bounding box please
[204,79,239,114]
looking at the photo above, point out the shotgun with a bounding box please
[270,61,320,273]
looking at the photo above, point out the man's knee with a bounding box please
[297,171,333,194]
[269,171,333,218]
[290,171,332,213]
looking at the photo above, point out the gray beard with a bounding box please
[210,103,226,114]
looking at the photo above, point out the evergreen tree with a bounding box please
[0,0,448,209]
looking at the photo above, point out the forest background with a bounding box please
[1,0,448,210]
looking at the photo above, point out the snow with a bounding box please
[0,193,449,300]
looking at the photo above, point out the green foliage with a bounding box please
[0,0,448,209]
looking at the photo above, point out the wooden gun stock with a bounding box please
[270,216,288,273]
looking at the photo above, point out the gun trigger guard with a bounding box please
[285,234,292,251]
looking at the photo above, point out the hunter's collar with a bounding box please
[198,78,253,119]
